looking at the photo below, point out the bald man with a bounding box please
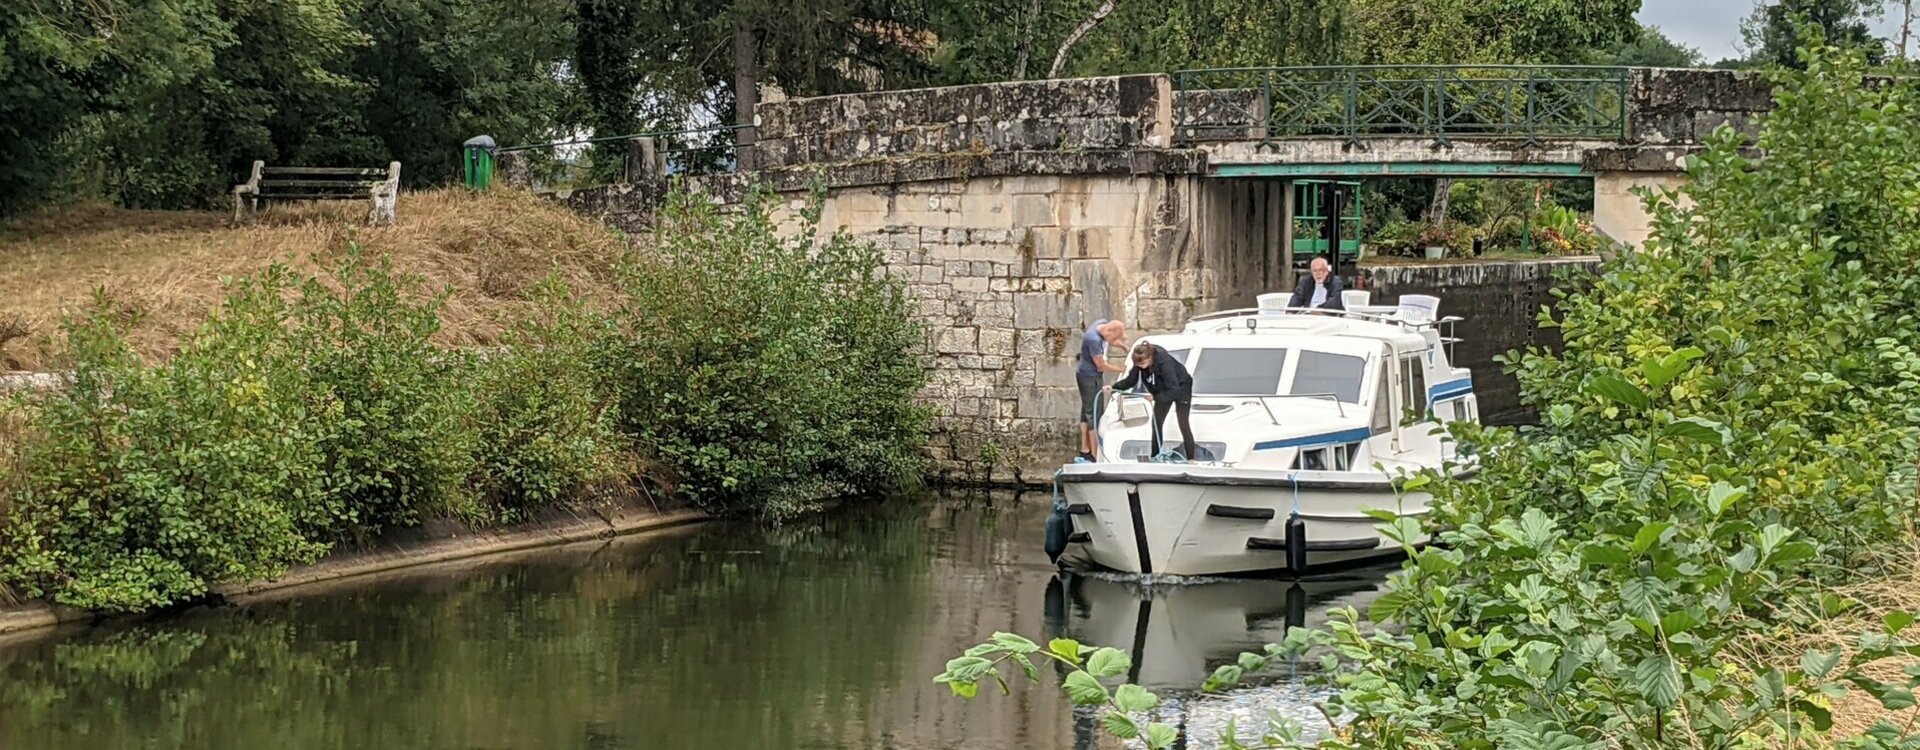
[1287,256,1345,311]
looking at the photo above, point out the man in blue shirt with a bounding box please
[1076,319,1128,460]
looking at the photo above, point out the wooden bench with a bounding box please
[232,161,402,225]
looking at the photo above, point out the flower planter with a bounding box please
[1423,246,1446,260]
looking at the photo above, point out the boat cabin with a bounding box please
[1098,294,1477,474]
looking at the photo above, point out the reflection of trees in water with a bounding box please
[0,498,946,750]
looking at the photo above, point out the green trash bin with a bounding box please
[463,135,497,189]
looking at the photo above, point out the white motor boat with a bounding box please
[1054,292,1479,577]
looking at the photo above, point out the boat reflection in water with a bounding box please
[1042,569,1389,749]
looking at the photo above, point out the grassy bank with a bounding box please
[0,187,930,614]
[0,190,624,371]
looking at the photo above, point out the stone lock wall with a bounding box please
[789,174,1223,484]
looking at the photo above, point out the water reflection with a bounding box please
[0,491,1388,750]
[1044,572,1384,747]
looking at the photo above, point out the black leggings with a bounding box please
[1151,397,1196,460]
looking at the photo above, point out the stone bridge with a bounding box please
[502,66,1770,481]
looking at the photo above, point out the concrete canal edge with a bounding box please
[0,500,709,638]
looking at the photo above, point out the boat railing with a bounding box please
[1107,391,1348,422]
[1187,305,1465,333]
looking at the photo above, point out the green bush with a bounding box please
[601,188,930,519]
[467,275,633,522]
[0,292,331,611]
[262,250,479,538]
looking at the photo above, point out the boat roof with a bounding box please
[1174,310,1438,354]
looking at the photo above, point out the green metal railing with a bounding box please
[499,125,746,191]
[1172,65,1630,145]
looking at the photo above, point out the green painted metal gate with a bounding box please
[1293,180,1362,267]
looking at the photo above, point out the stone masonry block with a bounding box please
[937,327,980,352]
[1014,195,1056,227]
[979,327,1016,354]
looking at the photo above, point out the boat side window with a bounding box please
[1370,365,1393,435]
[1165,348,1191,366]
[1400,354,1427,421]
[1190,348,1289,395]
[1290,350,1366,402]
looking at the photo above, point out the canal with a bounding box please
[0,491,1388,749]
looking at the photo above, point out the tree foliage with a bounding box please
[1743,0,1888,68]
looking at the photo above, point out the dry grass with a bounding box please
[0,189,629,370]
[1728,542,1920,744]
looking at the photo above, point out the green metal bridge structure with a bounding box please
[1171,65,1632,178]
[1166,65,1639,266]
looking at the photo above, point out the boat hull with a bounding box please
[1058,465,1435,577]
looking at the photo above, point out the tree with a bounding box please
[1602,24,1704,67]
[1740,0,1887,68]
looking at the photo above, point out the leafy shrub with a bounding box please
[467,275,633,522]
[600,188,930,519]
[249,249,478,538]
[0,293,331,611]
[1312,42,1920,749]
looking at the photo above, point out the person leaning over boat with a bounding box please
[1076,319,1128,461]
[1105,342,1197,462]
[1288,256,1345,311]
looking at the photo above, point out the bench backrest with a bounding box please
[245,163,398,201]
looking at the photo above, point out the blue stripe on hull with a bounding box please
[1252,427,1374,451]
[1427,378,1474,404]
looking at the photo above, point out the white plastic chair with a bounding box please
[1341,289,1370,309]
[1396,294,1440,324]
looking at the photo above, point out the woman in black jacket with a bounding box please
[1105,342,1197,461]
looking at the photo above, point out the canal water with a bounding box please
[0,491,1388,749]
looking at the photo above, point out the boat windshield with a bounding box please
[1290,350,1367,403]
[1189,348,1289,395]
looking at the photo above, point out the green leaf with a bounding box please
[1660,609,1701,637]
[1086,647,1131,678]
[948,680,978,698]
[1581,542,1632,566]
[991,632,1040,654]
[1705,481,1747,516]
[1369,590,1415,621]
[1663,416,1731,447]
[1631,521,1671,554]
[1146,722,1178,749]
[1635,655,1681,708]
[1048,638,1083,664]
[1801,649,1842,680]
[1063,671,1110,706]
[1205,664,1245,692]
[1884,610,1915,636]
[942,656,995,683]
[1548,647,1586,692]
[1114,683,1159,712]
[1797,699,1834,731]
[1642,347,1705,388]
[1236,652,1267,673]
[1586,372,1650,409]
[1012,653,1040,683]
[1101,712,1140,739]
[1768,542,1819,566]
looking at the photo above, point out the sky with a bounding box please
[1637,1,1909,62]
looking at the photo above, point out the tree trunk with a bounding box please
[1049,0,1118,79]
[1428,178,1452,227]
[1903,0,1915,62]
[1013,0,1043,80]
[733,18,759,165]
